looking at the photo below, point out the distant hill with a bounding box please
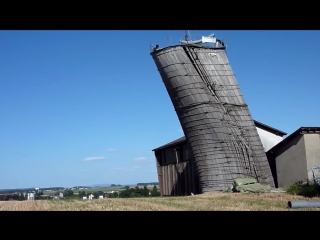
[0,187,64,194]
[136,182,159,186]
[0,182,159,194]
[89,184,112,187]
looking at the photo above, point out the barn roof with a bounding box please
[152,120,287,151]
[266,127,320,155]
[252,120,287,136]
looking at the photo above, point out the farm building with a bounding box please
[266,127,320,188]
[27,192,35,200]
[88,194,94,200]
[152,120,287,196]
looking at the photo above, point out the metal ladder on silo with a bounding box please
[183,45,259,180]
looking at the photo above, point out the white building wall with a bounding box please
[304,134,320,181]
[27,193,35,200]
[256,127,283,152]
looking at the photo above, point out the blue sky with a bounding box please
[0,30,319,189]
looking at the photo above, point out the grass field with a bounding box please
[1,192,320,211]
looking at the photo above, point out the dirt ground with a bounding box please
[1,192,319,211]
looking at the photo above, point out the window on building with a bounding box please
[181,144,191,162]
[165,147,178,164]
[161,150,166,165]
[155,151,162,165]
[185,148,190,161]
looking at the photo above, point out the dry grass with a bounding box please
[1,192,320,211]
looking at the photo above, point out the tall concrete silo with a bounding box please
[150,32,275,192]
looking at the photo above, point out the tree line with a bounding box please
[0,194,26,201]
[119,185,160,198]
[0,185,161,201]
[0,191,44,201]
[77,185,161,198]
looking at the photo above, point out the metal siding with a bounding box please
[151,45,274,192]
[185,163,189,195]
[159,169,162,196]
[165,166,169,195]
[168,165,171,195]
[154,145,203,196]
[155,154,163,196]
[156,158,200,196]
[165,165,168,195]
[173,165,176,195]
[169,165,172,195]
[162,166,166,195]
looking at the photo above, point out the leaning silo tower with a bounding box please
[150,32,275,192]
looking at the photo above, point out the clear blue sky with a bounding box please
[1,30,319,189]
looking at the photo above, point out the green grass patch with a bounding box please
[286,181,320,198]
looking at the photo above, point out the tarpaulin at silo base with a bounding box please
[223,178,272,193]
[234,178,257,186]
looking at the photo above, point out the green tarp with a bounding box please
[234,178,257,186]
[223,178,271,193]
